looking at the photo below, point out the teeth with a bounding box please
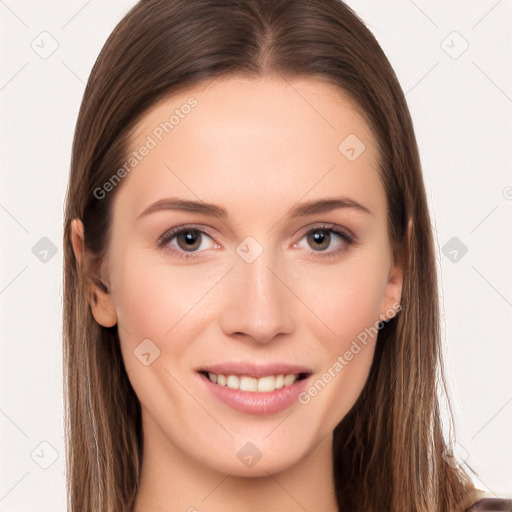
[226,375,239,389]
[283,374,296,386]
[205,372,300,392]
[239,376,258,392]
[257,375,275,392]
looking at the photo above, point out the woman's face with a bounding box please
[83,75,403,476]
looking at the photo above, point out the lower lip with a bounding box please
[197,372,310,415]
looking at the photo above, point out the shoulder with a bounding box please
[465,497,512,511]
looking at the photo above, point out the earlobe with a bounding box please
[379,261,403,322]
[70,218,118,328]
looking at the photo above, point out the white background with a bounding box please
[0,1,511,510]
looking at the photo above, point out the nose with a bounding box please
[219,249,295,344]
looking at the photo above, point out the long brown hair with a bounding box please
[63,0,484,510]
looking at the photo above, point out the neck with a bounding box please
[132,408,339,512]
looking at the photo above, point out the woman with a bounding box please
[62,0,508,510]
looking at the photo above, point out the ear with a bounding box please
[378,218,411,321]
[70,218,117,328]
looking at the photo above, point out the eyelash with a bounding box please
[156,223,355,261]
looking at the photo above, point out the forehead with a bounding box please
[114,74,383,222]
[131,74,376,149]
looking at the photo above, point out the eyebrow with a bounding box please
[136,196,371,220]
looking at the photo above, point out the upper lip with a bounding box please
[198,362,313,378]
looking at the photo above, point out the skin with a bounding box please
[71,74,404,512]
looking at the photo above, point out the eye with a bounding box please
[157,223,355,260]
[157,226,217,259]
[294,224,354,258]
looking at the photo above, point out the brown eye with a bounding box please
[158,226,216,258]
[307,230,331,251]
[294,225,354,259]
[176,230,203,252]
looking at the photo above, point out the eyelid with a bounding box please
[293,222,355,243]
[156,223,218,246]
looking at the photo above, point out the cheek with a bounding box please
[292,253,389,351]
[110,249,234,396]
[111,251,225,418]
[293,260,386,426]
[111,249,227,340]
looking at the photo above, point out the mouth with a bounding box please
[196,363,313,415]
[198,370,310,392]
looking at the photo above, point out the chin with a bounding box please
[192,429,323,477]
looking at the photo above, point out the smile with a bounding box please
[200,371,308,392]
[197,364,312,415]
